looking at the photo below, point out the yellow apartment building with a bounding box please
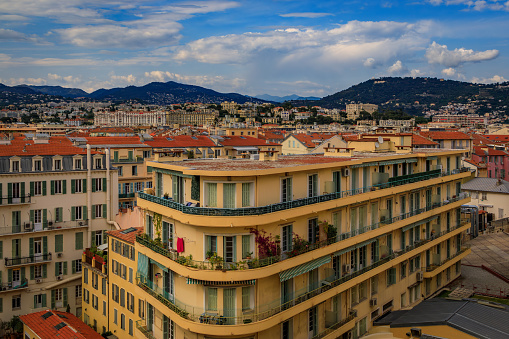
[127,144,472,339]
[0,134,118,323]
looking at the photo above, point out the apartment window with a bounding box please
[281,177,292,202]
[74,206,83,220]
[127,292,135,313]
[206,287,217,311]
[242,286,252,311]
[93,178,103,192]
[55,207,63,222]
[55,262,65,276]
[95,158,102,169]
[139,300,145,319]
[55,289,63,308]
[129,319,134,336]
[242,182,252,207]
[103,301,107,316]
[401,262,407,279]
[54,180,63,194]
[308,174,318,197]
[54,159,62,170]
[118,166,123,176]
[143,150,151,158]
[371,275,378,295]
[121,313,125,330]
[75,179,83,193]
[481,192,487,200]
[135,182,143,192]
[83,268,88,284]
[34,181,43,196]
[387,268,396,286]
[282,320,292,339]
[12,160,20,172]
[95,230,103,246]
[34,294,44,308]
[34,159,42,171]
[308,218,319,244]
[83,289,89,303]
[206,183,217,207]
[282,224,293,252]
[102,278,107,295]
[12,295,21,310]
[76,285,82,298]
[94,204,103,218]
[146,181,152,188]
[120,288,125,307]
[132,165,137,176]
[114,309,118,325]
[308,306,318,337]
[74,158,82,170]
[401,292,407,308]
[223,183,236,209]
[34,265,43,279]
[92,294,99,310]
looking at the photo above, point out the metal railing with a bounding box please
[136,193,470,272]
[137,221,469,326]
[5,253,52,266]
[116,156,144,163]
[0,220,88,236]
[0,278,28,293]
[136,320,157,339]
[138,167,469,217]
[119,193,136,199]
[425,245,471,272]
[0,194,31,205]
[311,313,356,339]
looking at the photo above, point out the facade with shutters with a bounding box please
[129,146,472,339]
[0,134,118,322]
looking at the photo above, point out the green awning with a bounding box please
[150,259,168,272]
[186,278,255,285]
[333,248,352,257]
[378,159,407,166]
[351,162,378,169]
[356,238,377,248]
[279,256,331,282]
[406,159,418,163]
[427,156,438,160]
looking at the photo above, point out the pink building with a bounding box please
[472,146,509,180]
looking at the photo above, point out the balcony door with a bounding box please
[34,209,43,231]
[12,182,21,204]
[12,269,21,287]
[34,237,43,262]
[223,288,236,325]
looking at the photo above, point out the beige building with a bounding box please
[346,104,379,120]
[0,134,118,322]
[129,145,470,338]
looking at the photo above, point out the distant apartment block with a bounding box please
[94,111,166,127]
[431,114,488,127]
[346,103,379,120]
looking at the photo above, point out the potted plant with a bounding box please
[245,251,253,260]
[206,250,214,260]
[163,192,170,199]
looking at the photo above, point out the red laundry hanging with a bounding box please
[177,237,185,253]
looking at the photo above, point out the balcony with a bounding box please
[0,220,88,236]
[0,194,31,206]
[116,156,144,163]
[136,193,470,272]
[312,313,356,339]
[82,248,108,275]
[136,320,156,339]
[5,253,52,267]
[425,245,471,274]
[0,278,28,293]
[136,221,469,327]
[119,192,136,199]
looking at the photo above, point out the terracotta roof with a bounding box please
[412,133,438,146]
[20,310,103,339]
[473,146,508,156]
[84,136,145,146]
[469,133,492,145]
[484,135,509,142]
[420,131,472,140]
[218,135,280,147]
[107,227,143,244]
[0,135,96,157]
[145,135,216,148]
[90,127,135,133]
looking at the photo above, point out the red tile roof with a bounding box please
[473,146,508,156]
[412,133,438,146]
[218,135,280,146]
[484,135,509,142]
[420,131,472,140]
[107,227,143,244]
[0,135,96,156]
[84,136,145,146]
[144,135,216,148]
[20,310,103,339]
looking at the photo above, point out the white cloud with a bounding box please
[387,60,408,74]
[410,69,425,77]
[0,28,46,44]
[143,71,246,90]
[363,57,378,68]
[425,41,499,67]
[0,14,27,21]
[426,0,509,11]
[441,67,456,76]
[111,74,137,84]
[280,12,333,18]
[7,77,47,86]
[471,74,508,84]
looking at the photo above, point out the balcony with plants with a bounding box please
[4,253,52,267]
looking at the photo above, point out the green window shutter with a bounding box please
[72,260,76,274]
[242,287,250,310]
[83,206,87,221]
[34,295,37,308]
[91,231,96,247]
[242,235,250,258]
[8,269,12,283]
[71,207,75,221]
[30,266,34,280]
[0,298,2,313]
[63,180,67,194]
[55,235,63,253]
[71,180,75,194]
[92,205,96,219]
[103,204,107,219]
[43,236,48,255]
[51,180,55,195]
[42,294,47,307]
[12,211,18,233]
[30,209,34,224]
[29,238,34,256]
[51,290,55,309]
[75,232,83,250]
[92,179,96,192]
[21,182,25,198]
[103,178,107,192]
[11,239,17,258]
[43,209,47,229]
[242,183,250,207]
[21,267,25,281]
[8,183,12,204]
[63,261,67,275]
[42,264,47,278]
[63,288,68,308]
[43,181,47,196]
[83,179,87,192]
[223,183,236,209]
[0,241,2,259]
[30,182,35,196]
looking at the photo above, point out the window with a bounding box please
[139,300,145,319]
[129,318,134,335]
[118,166,123,176]
[34,159,42,171]
[281,177,292,202]
[55,288,63,308]
[132,165,137,176]
[401,262,407,279]
[76,285,82,298]
[242,235,252,259]
[102,278,107,295]
[34,265,43,279]
[135,182,143,192]
[95,230,103,246]
[114,309,118,324]
[120,288,125,307]
[74,179,84,193]
[282,224,293,252]
[242,183,252,207]
[55,234,63,253]
[74,158,82,170]
[74,206,83,220]
[206,183,217,207]
[282,320,292,339]
[94,178,103,192]
[387,268,396,286]
[308,218,319,244]
[146,181,152,188]
[308,174,318,197]
[206,235,217,256]
[34,294,44,308]
[223,183,236,208]
[92,294,99,310]
[121,313,125,330]
[12,295,21,310]
[94,204,103,218]
[371,276,378,295]
[53,180,63,194]
[242,287,252,311]
[103,301,107,316]
[75,232,83,250]
[12,160,20,172]
[95,158,102,169]
[206,288,217,311]
[55,207,63,222]
[55,262,66,276]
[481,192,487,200]
[308,306,318,337]
[83,268,88,284]
[34,181,43,196]
[127,292,135,313]
[83,289,89,303]
[54,159,62,170]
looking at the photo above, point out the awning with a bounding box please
[356,238,377,248]
[405,159,418,163]
[279,256,331,282]
[351,162,377,169]
[137,253,149,277]
[402,216,439,232]
[186,278,255,286]
[427,156,438,160]
[150,258,168,272]
[233,146,258,152]
[378,159,407,166]
[333,248,352,257]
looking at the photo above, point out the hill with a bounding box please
[88,81,263,104]
[255,94,320,102]
[23,85,89,98]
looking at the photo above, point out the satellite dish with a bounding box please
[375,142,379,148]
[378,136,384,144]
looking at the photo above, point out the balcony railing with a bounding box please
[311,312,356,339]
[83,248,107,273]
[136,221,469,326]
[5,253,52,267]
[425,245,471,272]
[138,167,469,217]
[136,320,157,339]
[0,194,31,205]
[0,220,88,236]
[119,193,136,199]
[116,156,144,163]
[0,278,28,293]
[136,193,470,272]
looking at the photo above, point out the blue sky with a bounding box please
[0,0,508,97]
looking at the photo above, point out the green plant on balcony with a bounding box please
[153,212,163,240]
[206,250,214,260]
[249,228,281,259]
[288,233,309,258]
[321,220,337,244]
[209,253,224,270]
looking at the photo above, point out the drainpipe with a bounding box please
[87,144,92,247]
